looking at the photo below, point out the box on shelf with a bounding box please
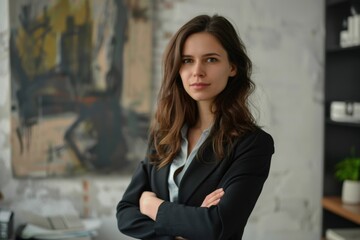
[330,101,360,123]
[339,8,360,48]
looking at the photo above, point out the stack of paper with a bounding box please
[18,211,101,240]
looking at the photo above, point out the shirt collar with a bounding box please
[180,124,212,139]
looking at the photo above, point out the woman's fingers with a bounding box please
[201,188,224,207]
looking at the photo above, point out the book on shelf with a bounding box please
[330,101,360,123]
[326,228,360,240]
[0,208,14,240]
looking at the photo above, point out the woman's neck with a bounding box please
[194,101,214,131]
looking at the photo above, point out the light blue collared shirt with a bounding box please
[168,125,211,202]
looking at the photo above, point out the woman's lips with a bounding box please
[190,83,210,90]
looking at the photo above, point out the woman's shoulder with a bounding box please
[233,127,275,155]
[249,127,273,143]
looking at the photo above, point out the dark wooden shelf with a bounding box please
[322,196,360,225]
[326,119,360,127]
[326,0,349,7]
[326,45,360,53]
[323,0,360,234]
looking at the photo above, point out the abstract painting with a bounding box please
[9,0,152,177]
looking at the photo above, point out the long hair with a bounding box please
[149,14,256,168]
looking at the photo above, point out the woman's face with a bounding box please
[179,32,236,105]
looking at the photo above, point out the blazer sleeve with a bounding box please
[116,159,158,239]
[154,130,274,240]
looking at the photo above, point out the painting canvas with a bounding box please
[9,0,152,177]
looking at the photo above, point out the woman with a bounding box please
[116,14,274,240]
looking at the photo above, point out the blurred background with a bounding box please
[1,0,358,240]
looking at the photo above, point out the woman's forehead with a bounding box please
[182,32,226,56]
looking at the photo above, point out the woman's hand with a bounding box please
[201,188,224,208]
[139,191,164,221]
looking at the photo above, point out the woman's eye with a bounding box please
[182,59,192,64]
[207,58,218,63]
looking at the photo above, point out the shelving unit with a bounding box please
[322,0,360,237]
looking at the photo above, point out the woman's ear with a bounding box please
[229,64,237,77]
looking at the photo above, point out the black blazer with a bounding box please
[116,128,274,240]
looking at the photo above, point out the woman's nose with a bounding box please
[193,62,205,77]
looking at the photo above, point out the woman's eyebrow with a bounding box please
[203,53,221,57]
[181,53,222,57]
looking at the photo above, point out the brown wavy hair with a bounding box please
[149,14,257,168]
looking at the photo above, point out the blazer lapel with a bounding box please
[153,163,170,201]
[178,145,219,203]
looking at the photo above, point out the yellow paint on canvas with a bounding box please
[14,0,92,79]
